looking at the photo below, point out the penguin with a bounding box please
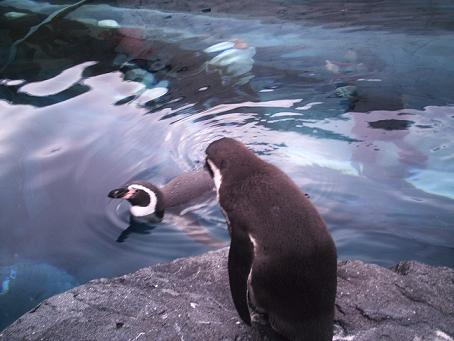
[204,137,337,341]
[108,170,214,223]
[107,170,225,247]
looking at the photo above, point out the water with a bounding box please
[0,0,453,331]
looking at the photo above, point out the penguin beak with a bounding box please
[108,187,135,199]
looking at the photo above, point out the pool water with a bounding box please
[0,0,453,331]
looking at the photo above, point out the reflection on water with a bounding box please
[0,0,453,330]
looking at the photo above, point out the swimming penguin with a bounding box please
[108,170,214,223]
[204,138,337,341]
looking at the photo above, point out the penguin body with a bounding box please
[205,138,337,341]
[162,169,215,208]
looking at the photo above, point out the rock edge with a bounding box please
[1,248,453,341]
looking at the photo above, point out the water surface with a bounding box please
[0,0,453,331]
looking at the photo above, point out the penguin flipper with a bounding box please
[228,228,253,325]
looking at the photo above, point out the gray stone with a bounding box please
[335,85,358,100]
[1,248,453,341]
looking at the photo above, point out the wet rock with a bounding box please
[1,248,453,340]
[335,85,358,99]
[97,19,120,28]
[368,119,414,131]
[4,11,29,19]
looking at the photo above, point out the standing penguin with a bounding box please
[205,138,337,341]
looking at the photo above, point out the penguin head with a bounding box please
[205,138,234,191]
[108,181,165,223]
[205,137,257,192]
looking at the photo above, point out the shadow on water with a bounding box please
[0,0,453,331]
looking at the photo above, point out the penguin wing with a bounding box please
[228,227,253,325]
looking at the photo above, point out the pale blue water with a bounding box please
[0,0,453,331]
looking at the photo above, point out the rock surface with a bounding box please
[1,248,453,341]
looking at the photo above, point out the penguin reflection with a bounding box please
[108,170,225,247]
[115,220,155,243]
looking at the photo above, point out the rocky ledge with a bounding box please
[1,248,453,341]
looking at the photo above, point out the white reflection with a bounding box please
[136,87,168,106]
[296,102,323,110]
[18,61,97,96]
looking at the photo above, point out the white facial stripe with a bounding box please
[249,234,258,251]
[247,234,257,305]
[207,159,222,199]
[128,184,158,217]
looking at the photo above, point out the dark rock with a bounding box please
[368,119,414,131]
[335,85,358,99]
[1,248,453,340]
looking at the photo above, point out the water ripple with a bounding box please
[1,0,454,329]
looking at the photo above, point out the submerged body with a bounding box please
[205,138,337,341]
[162,170,214,208]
